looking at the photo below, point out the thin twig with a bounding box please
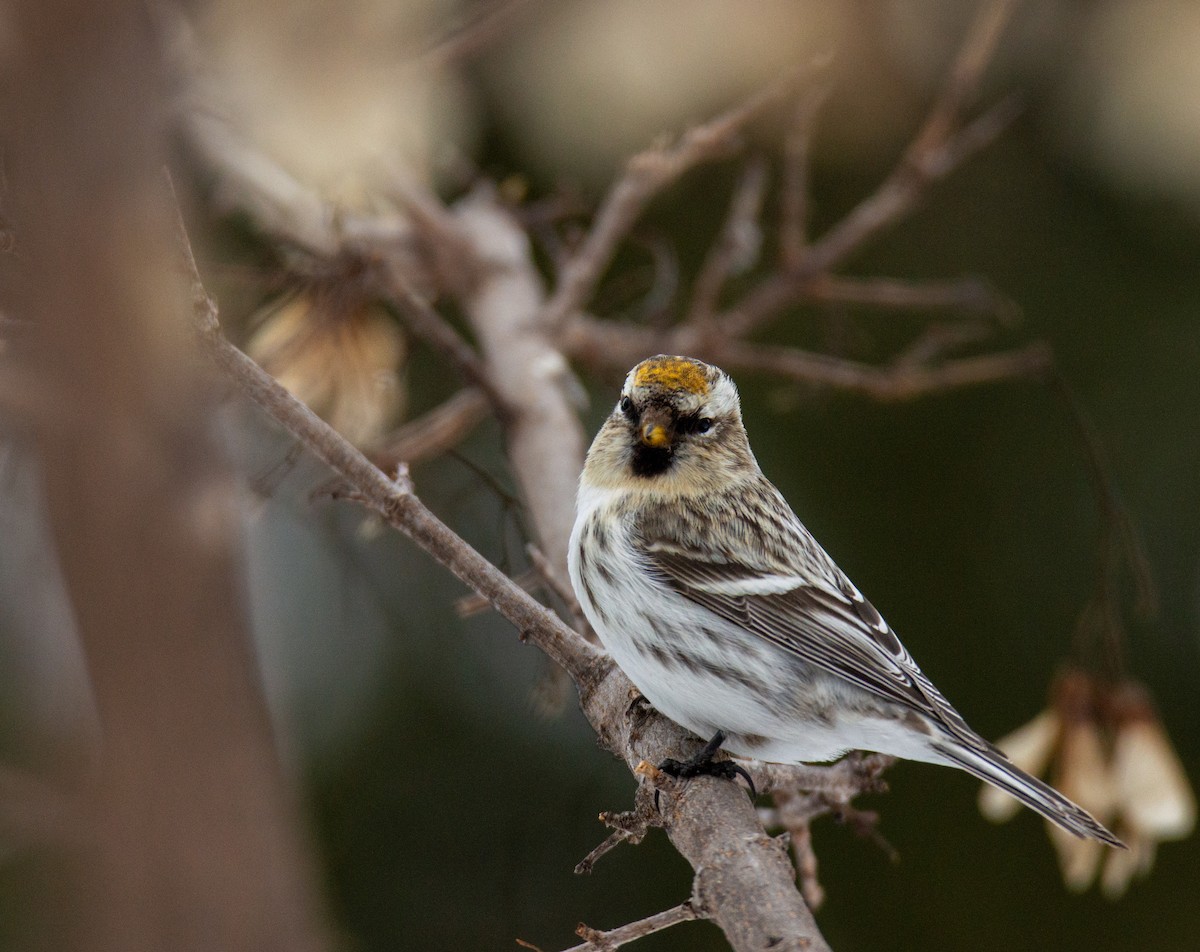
[558,902,703,952]
[527,542,587,625]
[721,0,1021,337]
[909,0,1018,155]
[803,275,1018,324]
[688,155,769,322]
[750,752,895,799]
[575,783,662,875]
[892,321,996,368]
[718,337,1052,401]
[372,257,512,416]
[721,95,1022,337]
[373,387,491,467]
[779,83,830,270]
[563,317,1052,401]
[789,822,824,911]
[174,208,600,679]
[540,68,812,331]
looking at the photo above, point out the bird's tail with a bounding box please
[932,741,1125,848]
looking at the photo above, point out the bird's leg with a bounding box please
[658,730,757,800]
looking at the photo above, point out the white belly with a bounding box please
[567,486,947,767]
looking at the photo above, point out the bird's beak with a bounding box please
[639,409,673,449]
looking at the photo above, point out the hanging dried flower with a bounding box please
[978,667,1194,898]
[247,279,406,447]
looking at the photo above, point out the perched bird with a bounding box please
[568,355,1122,846]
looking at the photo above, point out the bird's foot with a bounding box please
[655,730,757,809]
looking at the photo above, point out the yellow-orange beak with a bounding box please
[639,412,673,448]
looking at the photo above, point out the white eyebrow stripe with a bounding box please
[695,574,807,596]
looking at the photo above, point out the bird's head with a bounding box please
[581,355,759,494]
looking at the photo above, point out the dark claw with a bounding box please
[652,730,757,808]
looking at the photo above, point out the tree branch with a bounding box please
[373,387,490,466]
[687,155,769,322]
[184,212,835,952]
[721,0,1022,337]
[563,316,1052,400]
[551,901,703,952]
[539,68,813,331]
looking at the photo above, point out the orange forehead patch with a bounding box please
[633,357,708,395]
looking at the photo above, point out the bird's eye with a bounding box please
[620,396,635,417]
[694,418,713,434]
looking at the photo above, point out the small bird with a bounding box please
[568,355,1122,846]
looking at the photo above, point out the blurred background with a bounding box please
[2,0,1198,949]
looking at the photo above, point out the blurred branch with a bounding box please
[451,187,583,577]
[802,275,1018,323]
[373,257,512,413]
[539,66,815,332]
[779,83,829,270]
[563,317,1052,400]
[721,93,1022,337]
[687,155,769,322]
[12,5,329,948]
[373,387,490,466]
[722,0,1022,337]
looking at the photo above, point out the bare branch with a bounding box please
[717,337,1052,400]
[720,95,1022,338]
[892,321,996,367]
[751,752,895,800]
[779,83,830,270]
[687,155,769,322]
[540,69,812,331]
[802,275,1018,323]
[722,1,1022,337]
[370,257,512,414]
[373,387,490,466]
[575,782,662,875]
[185,199,834,952]
[178,212,601,678]
[563,316,1052,400]
[559,902,703,952]
[909,0,1018,155]
[790,823,825,911]
[207,324,601,677]
[453,187,584,578]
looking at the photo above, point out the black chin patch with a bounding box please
[630,442,674,478]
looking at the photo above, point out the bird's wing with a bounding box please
[634,506,992,753]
